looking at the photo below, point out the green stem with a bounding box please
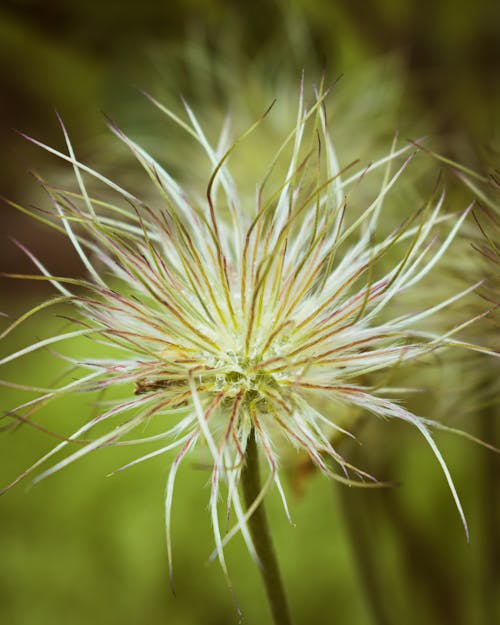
[478,380,500,625]
[337,485,393,625]
[241,429,294,625]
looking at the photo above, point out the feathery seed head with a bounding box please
[2,81,495,582]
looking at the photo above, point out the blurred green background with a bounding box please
[1,1,499,624]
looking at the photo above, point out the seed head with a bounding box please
[1,81,495,583]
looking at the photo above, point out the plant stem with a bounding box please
[241,429,294,625]
[478,380,500,625]
[337,484,393,625]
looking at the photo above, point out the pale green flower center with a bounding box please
[217,368,280,401]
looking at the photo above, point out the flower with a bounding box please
[1,81,493,583]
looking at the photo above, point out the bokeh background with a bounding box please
[1,1,499,624]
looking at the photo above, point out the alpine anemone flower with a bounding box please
[1,82,494,597]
